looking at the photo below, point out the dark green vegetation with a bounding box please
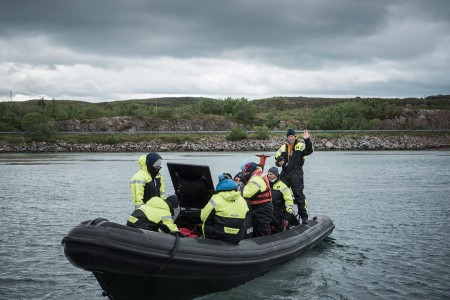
[1,95,449,142]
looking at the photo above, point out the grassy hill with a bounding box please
[1,95,449,138]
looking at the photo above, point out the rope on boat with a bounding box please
[159,233,181,271]
[145,232,181,274]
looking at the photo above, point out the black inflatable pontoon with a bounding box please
[62,163,335,300]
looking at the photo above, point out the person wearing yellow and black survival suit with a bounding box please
[127,195,184,236]
[200,176,249,244]
[242,161,273,237]
[266,166,297,233]
[275,129,313,224]
[130,152,166,209]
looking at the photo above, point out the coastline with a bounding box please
[1,134,449,153]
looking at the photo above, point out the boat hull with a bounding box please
[62,215,334,299]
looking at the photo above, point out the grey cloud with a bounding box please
[0,1,391,60]
[0,0,449,101]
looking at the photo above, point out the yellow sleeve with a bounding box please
[280,184,294,213]
[275,145,284,159]
[161,215,179,232]
[243,179,262,199]
[130,180,145,207]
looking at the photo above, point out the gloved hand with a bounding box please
[282,220,289,230]
[223,173,232,179]
[219,173,233,181]
[234,172,247,184]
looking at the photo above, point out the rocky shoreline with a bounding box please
[1,134,449,153]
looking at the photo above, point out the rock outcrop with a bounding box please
[51,116,241,132]
[379,109,450,129]
[50,108,450,132]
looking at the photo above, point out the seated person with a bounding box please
[200,177,250,244]
[267,166,296,233]
[127,195,184,236]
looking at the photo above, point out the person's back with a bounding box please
[127,195,181,235]
[201,178,249,244]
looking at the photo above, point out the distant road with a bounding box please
[0,129,449,135]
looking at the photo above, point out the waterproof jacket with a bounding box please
[127,196,179,233]
[275,138,313,175]
[130,154,165,208]
[270,179,294,214]
[201,190,249,244]
[242,167,272,205]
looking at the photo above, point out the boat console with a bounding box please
[167,162,215,230]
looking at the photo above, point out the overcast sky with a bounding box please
[1,0,449,103]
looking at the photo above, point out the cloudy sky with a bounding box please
[1,0,449,103]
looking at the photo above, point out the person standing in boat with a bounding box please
[266,166,296,233]
[200,176,250,244]
[275,129,313,224]
[127,195,183,236]
[130,152,166,209]
[241,161,273,237]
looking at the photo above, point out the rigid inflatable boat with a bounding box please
[62,162,335,300]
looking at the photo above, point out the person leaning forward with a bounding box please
[127,195,183,236]
[201,177,249,244]
[275,129,313,224]
[241,161,273,237]
[130,152,166,209]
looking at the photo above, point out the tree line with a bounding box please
[0,95,448,141]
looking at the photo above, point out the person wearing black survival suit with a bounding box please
[267,166,295,233]
[275,129,313,224]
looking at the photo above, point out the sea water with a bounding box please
[0,151,449,300]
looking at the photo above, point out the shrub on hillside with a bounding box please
[226,127,248,141]
[253,126,270,140]
[21,112,52,141]
[232,99,256,122]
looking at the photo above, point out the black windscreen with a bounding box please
[167,162,215,209]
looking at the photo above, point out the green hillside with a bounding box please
[1,95,449,140]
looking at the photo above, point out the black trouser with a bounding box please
[271,207,287,233]
[251,201,273,237]
[280,171,308,220]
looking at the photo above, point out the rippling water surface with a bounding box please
[0,151,449,300]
